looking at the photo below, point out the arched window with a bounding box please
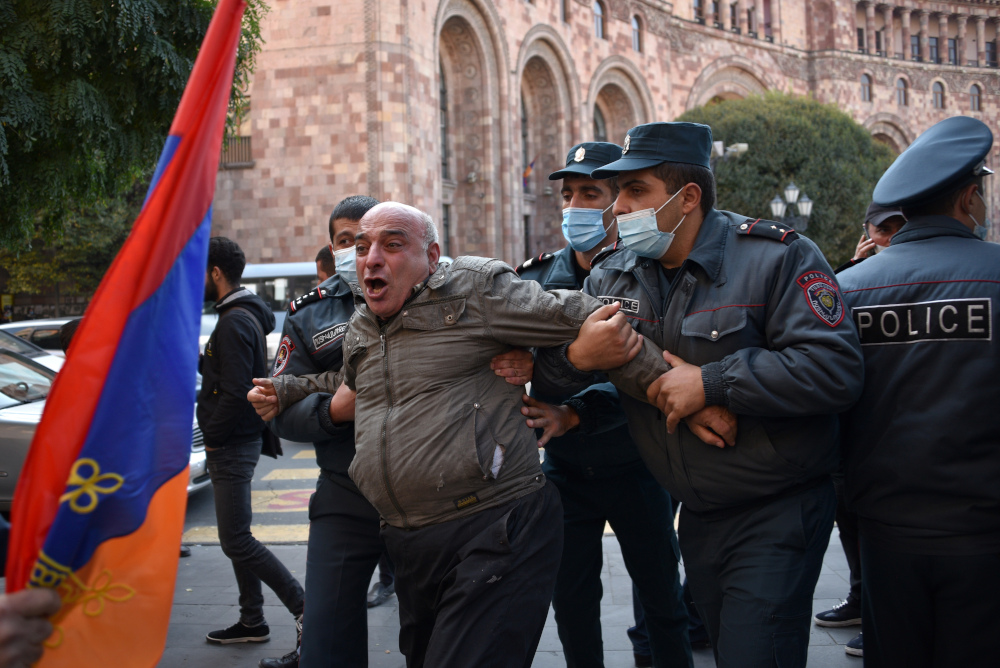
[971,84,982,112]
[632,16,642,52]
[521,97,530,192]
[896,78,908,106]
[594,106,607,142]
[860,74,872,102]
[594,1,605,39]
[933,82,945,109]
[439,62,449,180]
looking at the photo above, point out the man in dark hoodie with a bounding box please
[198,236,305,645]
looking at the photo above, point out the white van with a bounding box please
[201,261,319,364]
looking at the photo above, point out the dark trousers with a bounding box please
[832,472,862,603]
[206,442,304,626]
[299,472,384,667]
[680,480,836,668]
[859,534,1000,668]
[546,463,692,668]
[381,482,563,668]
[377,549,395,587]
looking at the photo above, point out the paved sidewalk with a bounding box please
[163,529,861,667]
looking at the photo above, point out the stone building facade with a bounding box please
[213,0,1000,265]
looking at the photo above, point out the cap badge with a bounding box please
[574,147,586,162]
[623,135,631,155]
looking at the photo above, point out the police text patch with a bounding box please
[797,271,844,327]
[313,322,348,351]
[853,298,992,345]
[598,295,640,314]
[272,335,295,375]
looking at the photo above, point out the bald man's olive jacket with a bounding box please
[270,256,669,529]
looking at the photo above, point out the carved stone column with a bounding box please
[738,0,748,34]
[919,10,930,62]
[755,1,764,37]
[882,5,894,56]
[723,0,733,31]
[976,15,987,65]
[865,2,877,54]
[901,8,912,59]
[958,15,968,66]
[939,13,950,63]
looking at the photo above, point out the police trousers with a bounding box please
[546,462,692,668]
[860,532,1000,668]
[299,471,384,668]
[679,479,836,668]
[381,481,563,668]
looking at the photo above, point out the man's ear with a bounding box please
[681,183,702,215]
[427,241,441,269]
[329,243,335,255]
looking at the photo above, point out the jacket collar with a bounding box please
[891,215,979,244]
[546,247,582,288]
[214,287,254,311]
[320,273,354,297]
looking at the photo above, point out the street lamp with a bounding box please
[770,182,814,231]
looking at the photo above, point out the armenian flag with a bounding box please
[5,0,247,664]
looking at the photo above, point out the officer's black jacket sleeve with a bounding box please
[562,382,629,435]
[202,313,260,445]
[271,393,351,443]
[700,239,864,416]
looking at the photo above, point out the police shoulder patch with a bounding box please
[796,271,844,327]
[289,286,329,313]
[515,253,555,274]
[590,241,623,267]
[272,335,296,375]
[736,218,800,245]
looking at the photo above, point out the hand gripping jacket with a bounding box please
[268,274,358,475]
[535,210,865,514]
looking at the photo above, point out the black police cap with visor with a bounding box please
[589,122,714,179]
[548,142,624,180]
[873,116,994,208]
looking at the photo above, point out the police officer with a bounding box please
[838,116,1000,668]
[257,195,381,668]
[516,142,692,668]
[537,122,864,668]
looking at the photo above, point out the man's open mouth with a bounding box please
[365,277,388,295]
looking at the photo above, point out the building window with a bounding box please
[594,2,605,39]
[594,105,607,142]
[220,136,254,169]
[896,78,908,106]
[441,204,452,256]
[971,84,982,111]
[521,98,531,193]
[929,36,939,64]
[987,42,998,67]
[694,0,703,23]
[857,27,865,53]
[711,1,721,26]
[560,0,568,22]
[875,30,883,55]
[948,38,957,65]
[632,16,642,52]
[933,81,945,109]
[730,2,739,32]
[860,74,872,102]
[439,63,449,180]
[911,35,920,61]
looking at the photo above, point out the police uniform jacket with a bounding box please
[838,215,1000,555]
[517,245,645,477]
[268,274,357,477]
[536,210,864,514]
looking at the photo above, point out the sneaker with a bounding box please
[367,582,395,608]
[814,598,861,627]
[259,648,299,668]
[205,621,270,644]
[845,632,863,657]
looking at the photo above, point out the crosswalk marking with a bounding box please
[183,524,309,544]
[262,467,320,481]
[292,449,316,460]
[250,488,313,512]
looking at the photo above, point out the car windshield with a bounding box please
[0,330,42,357]
[0,351,54,409]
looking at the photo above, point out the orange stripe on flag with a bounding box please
[37,470,188,667]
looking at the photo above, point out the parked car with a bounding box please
[0,330,64,372]
[0,350,211,512]
[0,318,75,357]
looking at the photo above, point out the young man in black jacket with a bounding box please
[198,236,305,645]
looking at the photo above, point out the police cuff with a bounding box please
[318,396,351,435]
[700,362,729,408]
[561,398,590,434]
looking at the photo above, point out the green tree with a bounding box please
[677,93,896,267]
[0,0,268,252]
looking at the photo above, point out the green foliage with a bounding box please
[0,0,268,253]
[677,93,897,267]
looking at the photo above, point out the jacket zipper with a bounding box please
[377,325,409,528]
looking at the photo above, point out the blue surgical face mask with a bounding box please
[616,187,687,259]
[970,191,992,240]
[561,204,614,252]
[334,245,358,284]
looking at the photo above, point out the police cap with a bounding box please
[873,116,994,208]
[549,142,624,180]
[591,122,713,178]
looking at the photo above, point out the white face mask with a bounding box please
[970,191,992,240]
[561,204,614,252]
[333,245,358,284]
[615,187,687,259]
